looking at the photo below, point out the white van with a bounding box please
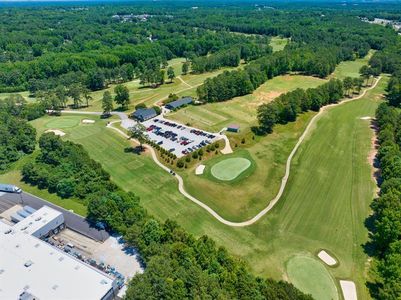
[0,184,22,194]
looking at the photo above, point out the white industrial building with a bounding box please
[0,206,117,300]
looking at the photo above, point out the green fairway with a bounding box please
[17,76,387,300]
[286,255,338,300]
[211,157,251,181]
[44,116,80,129]
[329,50,374,80]
[270,36,289,52]
[167,75,326,133]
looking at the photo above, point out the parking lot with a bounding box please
[142,116,220,158]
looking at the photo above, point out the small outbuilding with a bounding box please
[132,108,157,122]
[227,124,240,133]
[165,96,193,110]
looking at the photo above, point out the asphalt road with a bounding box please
[0,192,109,242]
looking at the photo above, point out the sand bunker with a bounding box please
[195,165,206,175]
[45,129,66,136]
[340,280,357,300]
[360,116,371,120]
[317,250,337,266]
[82,119,95,124]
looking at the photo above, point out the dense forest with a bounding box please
[0,96,43,171]
[22,133,312,300]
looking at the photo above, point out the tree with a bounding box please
[101,91,113,115]
[87,71,105,91]
[167,66,175,83]
[114,84,130,110]
[68,84,83,108]
[353,77,364,94]
[343,77,354,97]
[82,87,92,107]
[360,65,371,86]
[128,123,147,150]
[182,62,189,75]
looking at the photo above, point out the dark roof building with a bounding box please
[132,108,157,122]
[227,124,240,132]
[165,97,193,110]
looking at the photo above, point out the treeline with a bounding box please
[21,134,115,198]
[197,43,347,103]
[191,43,272,74]
[369,103,401,298]
[24,133,312,300]
[256,79,344,134]
[0,6,270,93]
[0,96,38,170]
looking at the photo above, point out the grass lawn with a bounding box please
[286,255,338,300]
[329,50,375,80]
[17,76,385,299]
[270,36,289,52]
[0,62,384,300]
[167,75,326,133]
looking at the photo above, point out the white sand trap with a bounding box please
[45,129,66,136]
[340,280,357,300]
[318,250,337,266]
[82,119,95,124]
[195,164,205,175]
[360,116,371,120]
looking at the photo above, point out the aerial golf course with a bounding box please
[0,52,386,299]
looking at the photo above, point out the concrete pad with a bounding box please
[195,164,205,175]
[317,250,337,266]
[45,129,66,136]
[340,280,357,300]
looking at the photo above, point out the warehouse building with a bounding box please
[0,206,117,300]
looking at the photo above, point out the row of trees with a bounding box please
[369,103,401,298]
[0,96,38,170]
[256,79,344,134]
[191,48,241,74]
[23,132,312,299]
[196,39,369,103]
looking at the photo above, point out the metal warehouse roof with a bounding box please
[0,207,115,300]
[166,97,193,109]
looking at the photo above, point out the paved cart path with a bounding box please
[62,77,381,227]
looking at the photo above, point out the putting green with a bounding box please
[45,117,80,129]
[211,157,251,181]
[286,255,338,300]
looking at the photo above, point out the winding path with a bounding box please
[63,77,381,227]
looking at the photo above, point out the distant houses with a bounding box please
[132,108,157,122]
[165,97,193,110]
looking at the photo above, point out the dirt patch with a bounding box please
[45,129,66,136]
[254,91,283,105]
